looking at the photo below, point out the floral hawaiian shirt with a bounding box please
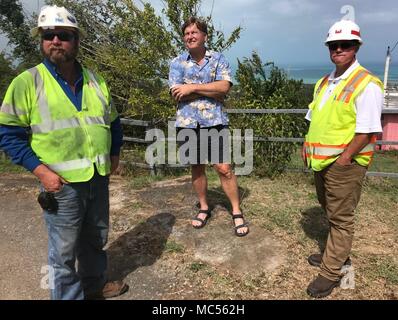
[168,49,232,128]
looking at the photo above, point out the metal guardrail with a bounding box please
[224,108,398,114]
[225,108,307,114]
[381,108,398,114]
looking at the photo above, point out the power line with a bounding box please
[391,40,398,53]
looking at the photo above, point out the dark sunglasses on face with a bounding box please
[42,31,76,42]
[327,41,357,51]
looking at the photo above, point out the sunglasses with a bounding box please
[327,41,357,51]
[42,32,76,42]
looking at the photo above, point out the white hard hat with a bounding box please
[325,20,362,44]
[31,5,83,37]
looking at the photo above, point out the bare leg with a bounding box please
[213,163,248,235]
[191,164,209,227]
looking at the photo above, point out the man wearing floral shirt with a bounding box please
[168,17,249,237]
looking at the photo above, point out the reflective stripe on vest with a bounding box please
[87,71,107,107]
[31,118,81,133]
[86,70,110,124]
[336,69,369,103]
[48,154,110,172]
[305,141,375,160]
[0,104,27,116]
[315,75,329,97]
[31,116,108,133]
[85,116,108,126]
[28,67,52,123]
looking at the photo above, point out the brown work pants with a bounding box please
[314,161,367,281]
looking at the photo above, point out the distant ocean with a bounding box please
[230,62,398,84]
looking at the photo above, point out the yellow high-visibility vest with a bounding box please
[0,63,119,182]
[305,65,383,171]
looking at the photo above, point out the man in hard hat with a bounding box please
[168,17,249,237]
[302,19,384,298]
[0,6,128,300]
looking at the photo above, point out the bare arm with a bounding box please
[301,143,307,166]
[110,155,120,175]
[336,133,375,165]
[171,80,231,102]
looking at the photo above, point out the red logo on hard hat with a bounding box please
[335,29,342,34]
[351,30,360,36]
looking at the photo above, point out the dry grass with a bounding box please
[149,171,397,300]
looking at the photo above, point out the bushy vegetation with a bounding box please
[230,52,311,177]
[0,53,16,102]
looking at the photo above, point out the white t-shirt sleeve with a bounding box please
[305,109,312,121]
[354,82,384,133]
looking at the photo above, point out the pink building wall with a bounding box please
[381,112,398,151]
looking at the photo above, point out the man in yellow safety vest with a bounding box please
[302,19,384,298]
[0,6,128,300]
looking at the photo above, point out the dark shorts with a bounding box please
[176,125,231,164]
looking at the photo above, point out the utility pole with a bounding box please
[383,46,391,107]
[383,46,391,92]
[384,41,398,108]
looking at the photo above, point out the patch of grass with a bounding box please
[365,256,398,285]
[206,168,220,184]
[189,261,207,273]
[164,240,185,254]
[212,273,235,287]
[0,157,27,174]
[128,174,169,190]
[267,209,297,233]
[307,193,318,201]
[241,274,267,292]
[127,201,145,211]
[369,151,398,173]
[363,176,398,200]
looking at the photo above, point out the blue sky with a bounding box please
[1,0,398,67]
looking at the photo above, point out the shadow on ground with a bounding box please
[198,186,250,213]
[106,212,176,280]
[300,206,329,252]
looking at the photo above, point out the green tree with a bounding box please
[0,52,16,103]
[0,0,41,67]
[163,0,241,53]
[230,52,311,177]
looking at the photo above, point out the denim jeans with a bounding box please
[43,170,109,300]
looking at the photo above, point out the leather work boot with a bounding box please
[85,280,129,300]
[307,274,340,298]
[308,253,351,268]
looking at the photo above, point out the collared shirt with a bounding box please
[305,60,384,133]
[168,49,232,128]
[43,59,84,110]
[0,60,123,172]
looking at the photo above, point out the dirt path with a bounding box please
[0,173,284,300]
[0,173,47,299]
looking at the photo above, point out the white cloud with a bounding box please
[269,0,319,16]
[360,11,398,24]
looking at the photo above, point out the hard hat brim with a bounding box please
[324,39,363,46]
[31,26,86,38]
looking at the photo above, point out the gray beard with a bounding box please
[46,50,76,65]
[41,44,78,66]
